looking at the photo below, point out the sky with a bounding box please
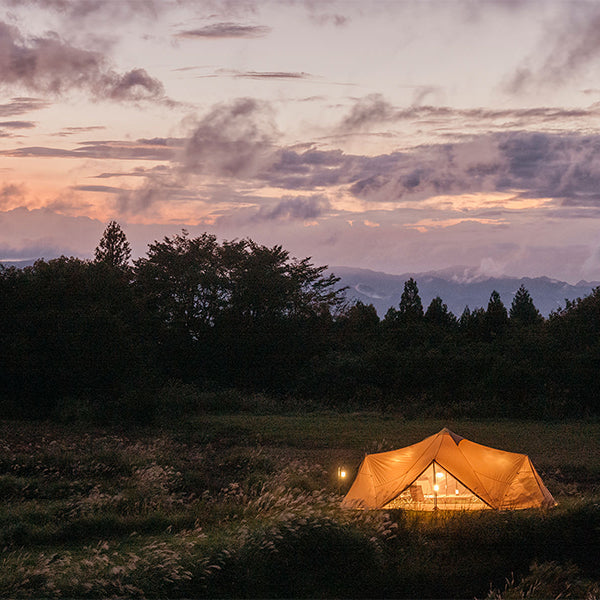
[2,0,600,283]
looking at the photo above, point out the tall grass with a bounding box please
[0,417,598,598]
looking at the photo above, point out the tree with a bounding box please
[0,256,142,418]
[94,221,131,270]
[398,277,424,322]
[486,290,508,338]
[509,285,542,326]
[425,296,456,327]
[133,231,226,340]
[337,300,380,352]
[222,239,344,322]
[133,231,346,389]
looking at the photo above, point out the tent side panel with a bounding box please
[458,440,530,508]
[341,457,377,509]
[499,457,556,509]
[359,434,445,508]
[435,436,497,508]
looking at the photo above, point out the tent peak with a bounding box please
[439,428,464,445]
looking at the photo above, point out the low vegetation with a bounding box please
[0,416,598,598]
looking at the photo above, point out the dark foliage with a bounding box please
[2,223,600,421]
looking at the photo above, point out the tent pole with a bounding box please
[433,462,438,510]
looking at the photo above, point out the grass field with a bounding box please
[0,414,599,598]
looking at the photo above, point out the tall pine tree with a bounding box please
[94,221,131,270]
[510,284,542,326]
[398,277,424,322]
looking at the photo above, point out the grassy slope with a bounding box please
[0,415,598,598]
[187,413,600,484]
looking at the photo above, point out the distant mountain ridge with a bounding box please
[330,266,600,318]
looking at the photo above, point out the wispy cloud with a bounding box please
[176,22,271,39]
[1,138,181,160]
[254,195,331,221]
[72,185,123,194]
[0,97,50,117]
[336,94,600,135]
[53,125,106,137]
[0,120,35,128]
[232,70,312,80]
[504,5,600,93]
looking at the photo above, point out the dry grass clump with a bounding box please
[1,527,221,598]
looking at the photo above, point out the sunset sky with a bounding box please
[3,0,600,282]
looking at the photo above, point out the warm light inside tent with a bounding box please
[382,461,489,511]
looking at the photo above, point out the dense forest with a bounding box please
[2,222,599,422]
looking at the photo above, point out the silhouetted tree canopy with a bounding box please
[1,229,598,422]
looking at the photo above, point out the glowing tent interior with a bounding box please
[342,428,555,511]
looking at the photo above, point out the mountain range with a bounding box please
[330,266,599,318]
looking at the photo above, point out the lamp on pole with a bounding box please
[337,466,347,493]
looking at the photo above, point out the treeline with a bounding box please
[1,222,599,421]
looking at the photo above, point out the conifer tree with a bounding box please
[94,221,132,270]
[425,296,456,326]
[486,289,508,337]
[510,284,542,325]
[398,277,424,321]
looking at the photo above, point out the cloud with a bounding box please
[337,94,397,132]
[182,97,279,177]
[0,240,65,261]
[1,138,180,160]
[72,185,123,194]
[0,20,168,102]
[342,131,600,210]
[254,195,331,221]
[106,68,165,101]
[6,0,161,22]
[0,97,50,116]
[232,70,311,80]
[0,206,106,260]
[115,181,186,215]
[307,12,349,27]
[504,6,600,93]
[92,165,169,179]
[0,183,25,208]
[336,95,600,135]
[0,120,35,128]
[176,22,271,39]
[54,125,106,137]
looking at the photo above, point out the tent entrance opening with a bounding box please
[382,462,489,511]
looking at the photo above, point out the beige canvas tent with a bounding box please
[342,428,555,511]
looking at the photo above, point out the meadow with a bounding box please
[0,413,598,598]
